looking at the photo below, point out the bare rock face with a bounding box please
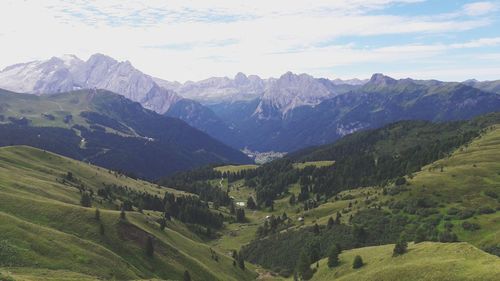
[165,72,266,104]
[0,55,83,95]
[253,72,335,119]
[0,54,181,113]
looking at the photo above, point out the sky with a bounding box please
[0,0,499,82]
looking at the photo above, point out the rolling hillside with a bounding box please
[311,242,500,281]
[0,146,257,281]
[0,88,251,179]
[162,114,500,278]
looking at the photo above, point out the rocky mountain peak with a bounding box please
[234,72,248,84]
[0,53,182,113]
[369,73,397,85]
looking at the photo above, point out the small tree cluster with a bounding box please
[236,208,246,223]
[238,251,245,270]
[209,248,219,262]
[352,255,364,269]
[247,196,257,209]
[327,244,341,268]
[296,250,313,280]
[393,238,408,256]
[80,192,92,207]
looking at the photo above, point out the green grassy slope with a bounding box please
[289,124,500,254]
[311,242,500,281]
[0,146,257,281]
[214,164,259,173]
[0,89,252,179]
[393,125,500,249]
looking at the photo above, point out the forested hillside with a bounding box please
[159,113,500,279]
[0,88,251,179]
[0,146,258,281]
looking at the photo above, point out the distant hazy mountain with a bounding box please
[253,72,337,119]
[463,79,500,95]
[208,74,500,151]
[160,72,266,104]
[0,88,251,178]
[162,71,363,116]
[0,54,181,113]
[2,54,498,153]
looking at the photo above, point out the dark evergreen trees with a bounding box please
[238,253,245,270]
[146,236,154,257]
[352,255,364,269]
[393,238,408,256]
[183,270,191,281]
[313,224,320,235]
[395,177,407,186]
[327,217,334,229]
[296,250,313,280]
[80,192,92,207]
[247,196,257,209]
[236,208,246,223]
[414,225,427,243]
[327,245,340,268]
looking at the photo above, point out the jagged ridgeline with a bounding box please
[0,88,251,179]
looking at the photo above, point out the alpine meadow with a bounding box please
[0,1,499,281]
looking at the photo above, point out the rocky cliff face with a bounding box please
[0,54,181,113]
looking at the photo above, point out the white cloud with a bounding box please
[463,1,498,16]
[0,0,498,81]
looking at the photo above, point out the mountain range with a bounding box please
[1,54,500,153]
[0,88,250,179]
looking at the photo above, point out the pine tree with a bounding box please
[146,236,154,257]
[352,255,364,269]
[238,255,245,270]
[183,270,191,281]
[414,225,427,243]
[289,194,296,205]
[327,246,340,268]
[160,219,166,231]
[327,217,334,229]
[236,208,246,222]
[99,223,105,235]
[313,223,320,235]
[229,202,236,214]
[296,250,313,280]
[80,193,92,207]
[393,238,408,256]
[335,211,342,224]
[247,196,257,209]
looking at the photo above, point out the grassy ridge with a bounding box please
[292,161,335,170]
[214,164,259,173]
[311,242,500,281]
[0,146,257,281]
